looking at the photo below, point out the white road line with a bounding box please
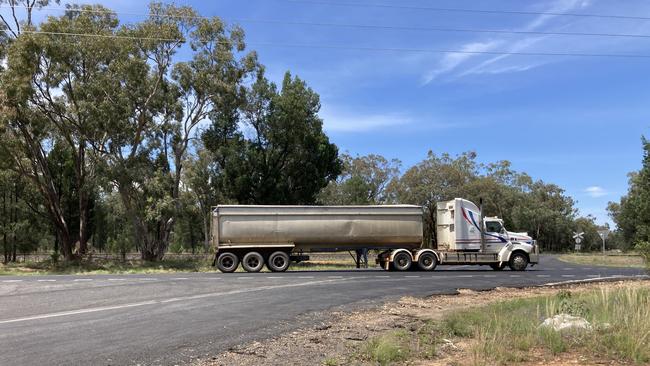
[587,275,601,278]
[561,275,575,278]
[0,277,348,325]
[377,275,390,278]
[298,276,314,279]
[536,275,550,278]
[172,277,189,280]
[138,278,157,281]
[509,275,521,278]
[483,275,496,278]
[265,276,281,279]
[2,280,23,283]
[73,279,93,282]
[107,278,125,281]
[37,279,56,282]
[328,276,342,278]
[459,275,474,278]
[405,275,420,278]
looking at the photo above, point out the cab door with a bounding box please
[484,220,508,252]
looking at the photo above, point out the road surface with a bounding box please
[0,255,645,365]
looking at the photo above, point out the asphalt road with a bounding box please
[0,255,646,366]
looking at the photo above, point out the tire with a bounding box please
[393,251,412,271]
[216,252,239,273]
[490,263,505,271]
[242,252,264,273]
[417,252,438,271]
[508,252,529,271]
[267,251,290,272]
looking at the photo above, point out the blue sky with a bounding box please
[9,0,650,225]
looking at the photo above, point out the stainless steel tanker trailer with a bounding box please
[210,198,539,273]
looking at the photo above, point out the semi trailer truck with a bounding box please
[211,198,539,273]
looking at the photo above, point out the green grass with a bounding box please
[360,330,412,366]
[438,285,650,365]
[354,323,439,365]
[321,357,339,366]
[558,253,646,269]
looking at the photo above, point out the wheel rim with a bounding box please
[222,256,234,270]
[422,256,432,267]
[396,254,410,269]
[247,257,260,268]
[513,255,526,270]
[273,256,286,268]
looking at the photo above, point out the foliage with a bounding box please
[318,153,400,205]
[635,241,650,267]
[203,71,341,205]
[609,138,650,249]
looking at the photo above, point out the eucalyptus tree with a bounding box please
[609,137,650,247]
[84,3,259,260]
[318,153,401,205]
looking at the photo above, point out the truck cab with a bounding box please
[434,198,539,270]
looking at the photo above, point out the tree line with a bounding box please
[320,151,610,252]
[0,2,618,263]
[608,138,650,256]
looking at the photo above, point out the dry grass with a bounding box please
[558,253,646,268]
[0,258,215,276]
[438,284,650,365]
[0,252,364,276]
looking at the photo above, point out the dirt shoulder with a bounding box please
[198,279,650,366]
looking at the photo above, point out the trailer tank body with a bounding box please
[211,205,424,251]
[436,198,483,251]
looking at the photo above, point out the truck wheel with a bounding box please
[216,252,239,273]
[490,263,505,271]
[267,251,290,272]
[417,252,437,271]
[393,252,412,271]
[508,252,528,271]
[242,252,264,273]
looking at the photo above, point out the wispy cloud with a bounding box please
[321,111,413,132]
[422,0,592,82]
[421,41,502,84]
[584,186,608,198]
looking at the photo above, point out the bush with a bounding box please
[635,241,650,267]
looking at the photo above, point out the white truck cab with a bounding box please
[435,198,539,270]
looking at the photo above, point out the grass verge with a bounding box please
[354,284,650,365]
[558,253,646,268]
[0,258,215,275]
[0,254,363,275]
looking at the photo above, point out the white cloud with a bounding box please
[421,41,502,84]
[422,0,592,82]
[584,186,608,198]
[321,111,413,132]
